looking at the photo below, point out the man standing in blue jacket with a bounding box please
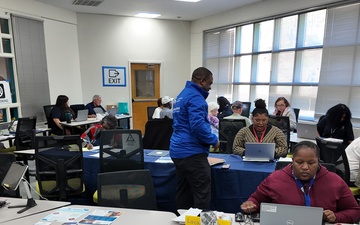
[170,67,220,210]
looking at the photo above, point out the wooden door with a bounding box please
[131,63,160,135]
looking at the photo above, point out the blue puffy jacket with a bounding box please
[170,81,218,158]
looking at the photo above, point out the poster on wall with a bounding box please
[0,81,12,104]
[102,66,126,87]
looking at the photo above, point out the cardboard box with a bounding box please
[106,105,117,111]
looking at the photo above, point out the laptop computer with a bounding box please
[75,109,89,122]
[297,123,317,139]
[108,107,118,116]
[243,142,275,162]
[94,107,105,115]
[260,203,323,225]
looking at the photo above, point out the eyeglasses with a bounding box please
[276,104,285,107]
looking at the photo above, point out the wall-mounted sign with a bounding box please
[0,81,12,104]
[102,66,126,87]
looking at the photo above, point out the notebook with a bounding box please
[243,142,275,162]
[94,107,105,115]
[76,109,89,122]
[260,203,323,225]
[297,123,317,139]
[147,150,169,157]
[207,157,225,166]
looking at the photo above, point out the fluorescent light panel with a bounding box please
[174,0,201,2]
[134,13,161,18]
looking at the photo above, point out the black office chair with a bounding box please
[268,115,290,150]
[14,116,37,151]
[147,106,157,121]
[241,102,251,118]
[315,137,350,185]
[218,119,246,154]
[34,135,85,201]
[0,153,20,198]
[70,104,85,118]
[99,129,144,173]
[43,105,55,127]
[143,118,173,150]
[97,169,157,210]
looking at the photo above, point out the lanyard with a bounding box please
[252,126,266,143]
[292,171,315,206]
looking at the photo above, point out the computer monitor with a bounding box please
[241,102,251,118]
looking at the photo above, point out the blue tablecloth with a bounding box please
[82,150,275,213]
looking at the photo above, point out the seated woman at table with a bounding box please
[317,103,354,146]
[49,95,76,135]
[233,99,288,158]
[273,97,297,131]
[81,115,117,149]
[240,141,360,224]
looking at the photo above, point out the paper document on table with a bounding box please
[173,208,202,223]
[278,157,292,162]
[41,207,89,222]
[155,156,173,163]
[322,138,343,143]
[89,153,100,158]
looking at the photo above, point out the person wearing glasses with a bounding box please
[273,97,297,131]
[85,95,106,118]
[233,99,288,158]
[81,115,117,149]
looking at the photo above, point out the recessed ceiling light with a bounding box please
[134,13,161,18]
[174,0,201,2]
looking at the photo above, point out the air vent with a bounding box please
[72,0,104,6]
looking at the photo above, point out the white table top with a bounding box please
[60,114,131,127]
[0,197,70,223]
[1,204,177,225]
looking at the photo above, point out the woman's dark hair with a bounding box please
[293,141,320,158]
[252,98,269,117]
[325,103,352,127]
[55,95,69,110]
[274,97,290,108]
[101,115,118,129]
[217,96,230,110]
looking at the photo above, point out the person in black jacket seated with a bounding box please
[317,103,354,146]
[49,95,76,135]
[217,96,232,119]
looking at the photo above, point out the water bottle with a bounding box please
[66,112,72,123]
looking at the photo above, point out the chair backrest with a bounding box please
[0,153,20,197]
[218,119,246,153]
[43,105,55,127]
[293,108,300,123]
[70,104,85,117]
[315,137,350,185]
[241,102,251,118]
[143,118,173,150]
[147,106,157,121]
[97,169,157,210]
[268,115,290,148]
[34,135,84,200]
[15,116,37,150]
[99,129,144,173]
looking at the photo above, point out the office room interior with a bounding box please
[1,0,359,135]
